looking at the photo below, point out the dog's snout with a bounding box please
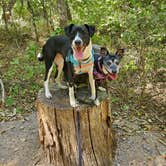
[112,69,117,74]
[75,40,81,46]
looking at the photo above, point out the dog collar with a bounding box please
[66,49,94,66]
[66,49,94,74]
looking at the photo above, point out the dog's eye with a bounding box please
[107,62,112,66]
[115,61,119,65]
[70,31,76,37]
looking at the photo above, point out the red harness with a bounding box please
[93,60,116,82]
[93,62,108,81]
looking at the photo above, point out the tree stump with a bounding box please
[36,85,113,166]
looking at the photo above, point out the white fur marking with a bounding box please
[44,66,53,98]
[94,98,100,106]
[37,53,42,59]
[72,32,83,47]
[98,86,106,92]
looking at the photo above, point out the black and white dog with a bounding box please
[37,24,98,107]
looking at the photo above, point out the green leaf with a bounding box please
[5,96,14,106]
[121,104,130,111]
[10,58,19,65]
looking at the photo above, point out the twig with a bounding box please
[0,79,5,104]
[158,139,166,147]
[15,39,20,48]
[155,143,162,155]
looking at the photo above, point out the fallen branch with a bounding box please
[0,79,5,104]
[158,139,166,147]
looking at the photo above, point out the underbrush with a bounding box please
[0,27,165,128]
[0,36,44,121]
[109,47,165,132]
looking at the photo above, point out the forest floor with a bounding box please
[0,33,165,166]
[0,112,165,166]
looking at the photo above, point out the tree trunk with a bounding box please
[36,85,113,166]
[1,0,9,31]
[41,0,50,33]
[0,79,5,105]
[27,0,39,42]
[1,0,16,31]
[56,0,72,28]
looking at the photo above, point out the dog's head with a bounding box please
[102,48,125,80]
[65,24,95,60]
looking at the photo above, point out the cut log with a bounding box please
[36,85,113,166]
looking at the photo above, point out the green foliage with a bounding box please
[15,108,23,114]
[26,41,38,58]
[50,27,64,36]
[111,97,120,104]
[10,58,20,65]
[121,104,130,111]
[5,96,14,107]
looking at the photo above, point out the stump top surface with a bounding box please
[36,84,108,110]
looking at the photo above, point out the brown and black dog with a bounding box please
[93,46,125,91]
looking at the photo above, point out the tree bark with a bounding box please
[36,85,113,166]
[56,0,72,28]
[27,0,39,42]
[41,0,50,33]
[0,79,5,105]
[1,0,16,31]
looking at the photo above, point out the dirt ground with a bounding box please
[0,111,165,166]
[0,113,40,166]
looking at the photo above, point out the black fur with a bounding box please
[38,24,96,107]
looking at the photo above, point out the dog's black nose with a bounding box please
[75,40,81,46]
[112,70,117,74]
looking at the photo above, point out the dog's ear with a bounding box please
[64,24,74,36]
[115,48,125,58]
[100,47,109,56]
[84,24,95,37]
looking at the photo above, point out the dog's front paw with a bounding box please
[94,98,100,106]
[57,83,67,89]
[70,100,79,107]
[89,95,96,100]
[45,91,52,99]
[98,86,106,92]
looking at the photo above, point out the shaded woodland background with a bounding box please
[0,0,165,131]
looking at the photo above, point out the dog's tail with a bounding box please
[37,52,44,61]
[37,45,45,61]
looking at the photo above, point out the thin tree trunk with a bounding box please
[27,0,39,42]
[1,0,16,31]
[49,5,55,31]
[1,0,9,31]
[56,0,72,28]
[7,0,16,16]
[41,0,50,33]
[0,79,5,104]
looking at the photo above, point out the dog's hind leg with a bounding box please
[54,53,67,89]
[44,62,53,98]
